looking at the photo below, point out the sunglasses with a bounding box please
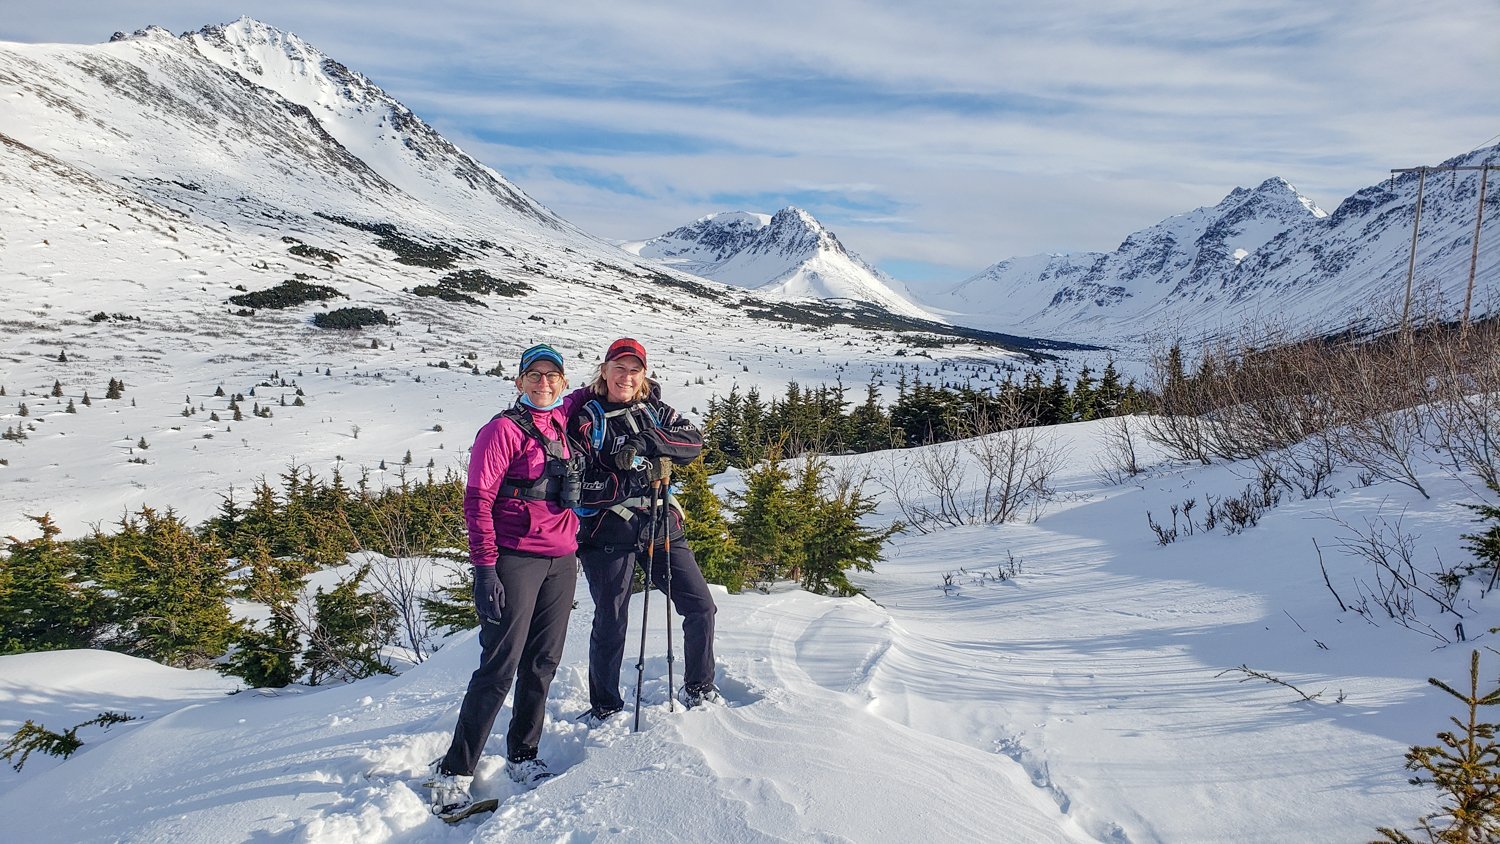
[522,370,565,384]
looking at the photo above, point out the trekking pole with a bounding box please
[658,462,676,712]
[633,480,661,732]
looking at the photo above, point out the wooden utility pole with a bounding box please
[1389,163,1498,331]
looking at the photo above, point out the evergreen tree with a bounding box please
[850,382,893,452]
[787,457,898,595]
[796,461,900,596]
[220,542,308,688]
[17,403,27,418]
[1042,369,1072,425]
[105,378,122,400]
[1071,365,1097,421]
[675,457,745,592]
[1463,484,1500,583]
[421,563,479,636]
[65,399,76,414]
[302,566,397,684]
[86,507,240,668]
[51,380,62,398]
[729,452,804,584]
[0,515,103,654]
[1097,357,1127,416]
[741,387,768,464]
[81,391,90,406]
[1377,650,1500,842]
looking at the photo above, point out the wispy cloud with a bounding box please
[4,0,1497,289]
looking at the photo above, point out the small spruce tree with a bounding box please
[220,543,310,688]
[1377,650,1500,842]
[86,507,241,668]
[676,457,745,591]
[0,515,105,654]
[729,451,804,585]
[1462,484,1500,584]
[302,566,397,685]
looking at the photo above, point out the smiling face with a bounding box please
[603,355,645,403]
[515,360,565,406]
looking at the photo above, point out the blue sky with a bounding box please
[5,1,1497,292]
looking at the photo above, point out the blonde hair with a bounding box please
[590,362,651,401]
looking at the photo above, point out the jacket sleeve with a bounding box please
[463,418,523,567]
[640,400,703,465]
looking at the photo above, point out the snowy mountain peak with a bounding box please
[626,206,936,320]
[108,25,177,44]
[189,18,382,114]
[759,205,851,260]
[938,146,1497,341]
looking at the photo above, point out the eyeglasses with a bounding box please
[522,370,565,384]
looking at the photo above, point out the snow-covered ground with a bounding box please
[1,19,1491,843]
[1,417,1486,842]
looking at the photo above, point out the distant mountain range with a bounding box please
[935,150,1499,342]
[623,208,936,320]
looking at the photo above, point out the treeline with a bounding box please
[702,361,1144,469]
[0,467,467,688]
[0,455,893,686]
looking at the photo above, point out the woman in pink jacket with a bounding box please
[428,343,584,817]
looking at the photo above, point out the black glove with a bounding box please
[611,433,648,471]
[472,565,504,624]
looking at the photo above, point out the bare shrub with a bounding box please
[1423,318,1500,490]
[344,491,465,664]
[873,397,1060,531]
[960,398,1063,524]
[1321,506,1465,643]
[1094,414,1144,484]
[1322,329,1433,499]
[1142,344,1214,464]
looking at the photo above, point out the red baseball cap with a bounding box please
[605,337,647,368]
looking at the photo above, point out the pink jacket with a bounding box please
[463,397,583,563]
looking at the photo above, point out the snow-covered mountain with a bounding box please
[938,152,1500,342]
[624,208,938,320]
[0,19,1045,539]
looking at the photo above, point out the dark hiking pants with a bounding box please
[441,550,576,776]
[580,540,717,713]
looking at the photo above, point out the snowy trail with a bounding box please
[850,458,1443,843]
[0,580,1095,843]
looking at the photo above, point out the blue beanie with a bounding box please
[519,343,564,372]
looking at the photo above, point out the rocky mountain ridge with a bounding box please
[938,149,1499,342]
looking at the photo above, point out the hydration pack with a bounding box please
[581,399,659,451]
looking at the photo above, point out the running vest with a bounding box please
[493,407,584,508]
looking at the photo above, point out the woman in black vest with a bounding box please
[570,338,720,725]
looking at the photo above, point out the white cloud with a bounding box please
[4,0,1497,283]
